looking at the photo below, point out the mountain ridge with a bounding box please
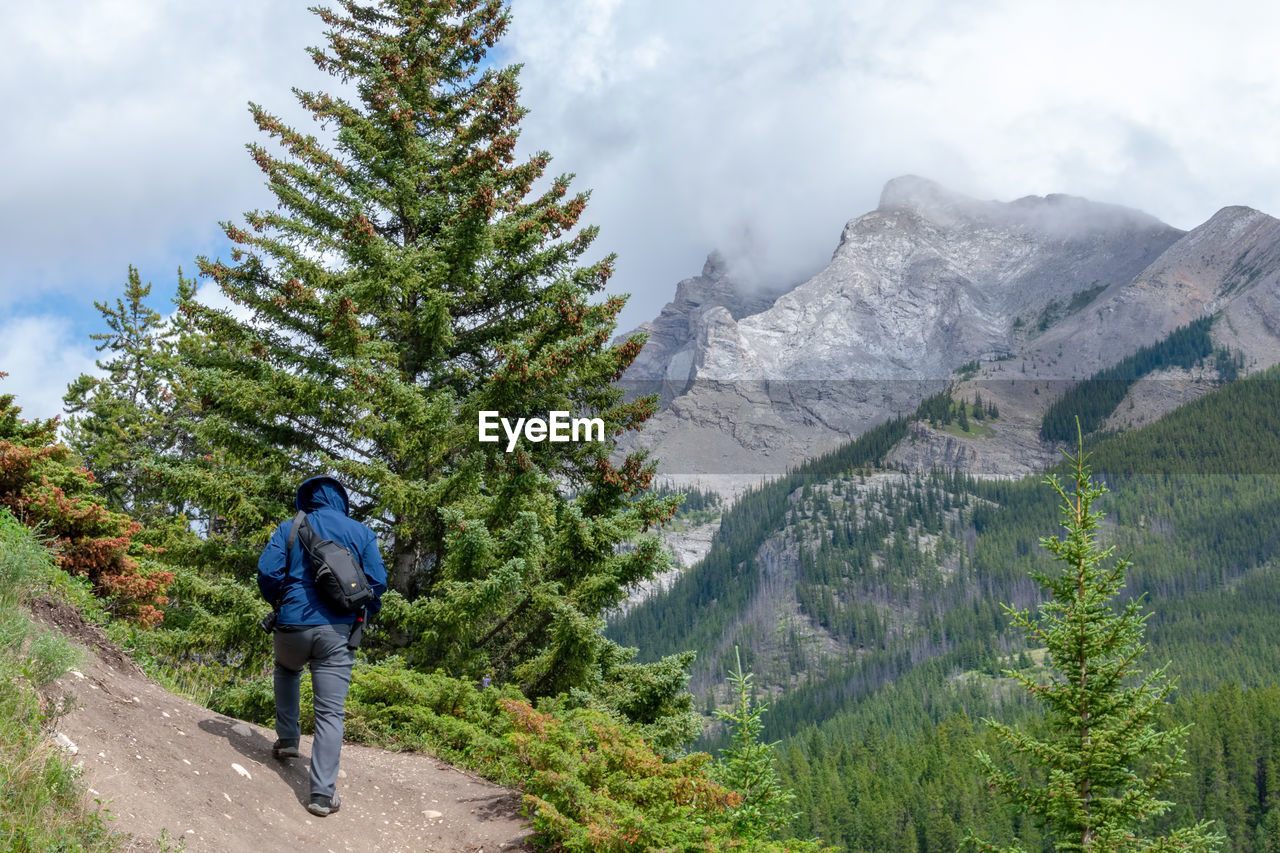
[619,177,1280,489]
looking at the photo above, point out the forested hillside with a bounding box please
[1038,315,1222,441]
[613,367,1280,850]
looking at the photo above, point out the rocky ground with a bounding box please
[887,373,1061,479]
[1100,366,1218,431]
[618,517,721,613]
[31,597,533,853]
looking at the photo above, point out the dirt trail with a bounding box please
[33,599,534,853]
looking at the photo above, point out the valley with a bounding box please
[609,177,1280,850]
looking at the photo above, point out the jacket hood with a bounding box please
[295,476,350,516]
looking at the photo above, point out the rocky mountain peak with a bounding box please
[622,177,1204,482]
[875,175,1171,238]
[877,175,971,214]
[617,250,795,402]
[670,251,737,311]
[1195,205,1276,239]
[701,249,730,278]
[1124,204,1278,287]
[872,175,995,231]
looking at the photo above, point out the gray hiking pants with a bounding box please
[273,623,354,799]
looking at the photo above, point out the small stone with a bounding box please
[69,670,85,679]
[53,733,78,754]
[231,723,253,738]
[231,763,252,780]
[423,810,443,819]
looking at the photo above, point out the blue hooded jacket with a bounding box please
[258,476,387,626]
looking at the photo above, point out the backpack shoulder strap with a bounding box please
[272,511,309,613]
[286,510,307,552]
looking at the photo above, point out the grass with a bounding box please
[674,507,722,527]
[0,510,120,851]
[938,420,996,439]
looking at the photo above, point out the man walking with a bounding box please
[258,476,386,816]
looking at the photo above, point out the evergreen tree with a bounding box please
[714,647,798,841]
[972,438,1221,852]
[162,0,681,700]
[63,267,192,522]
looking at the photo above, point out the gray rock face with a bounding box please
[1003,204,1280,381]
[619,251,792,406]
[622,177,1187,483]
[719,176,1181,381]
[886,418,1061,480]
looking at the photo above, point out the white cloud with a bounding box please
[0,315,99,422]
[0,2,322,307]
[0,277,259,424]
[190,279,255,325]
[4,0,1280,346]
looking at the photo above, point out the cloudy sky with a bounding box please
[3,0,1279,420]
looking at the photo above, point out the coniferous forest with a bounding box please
[1038,316,1220,442]
[612,367,1280,851]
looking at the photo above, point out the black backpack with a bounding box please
[288,510,377,614]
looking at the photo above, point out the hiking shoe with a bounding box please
[272,739,300,760]
[307,793,340,817]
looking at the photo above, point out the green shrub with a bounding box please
[209,676,279,728]
[555,646,703,757]
[118,565,272,704]
[503,699,828,852]
[346,659,520,775]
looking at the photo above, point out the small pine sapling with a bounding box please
[971,431,1221,852]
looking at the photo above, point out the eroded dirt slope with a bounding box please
[32,598,533,853]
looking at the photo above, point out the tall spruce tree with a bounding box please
[63,267,193,522]
[163,0,686,703]
[972,439,1220,852]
